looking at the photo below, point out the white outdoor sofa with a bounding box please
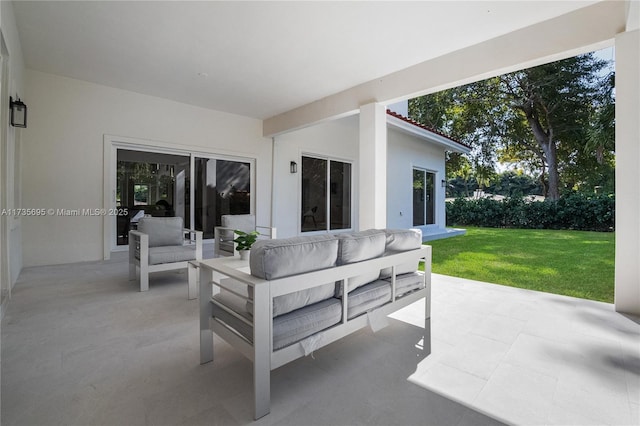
[198,228,431,419]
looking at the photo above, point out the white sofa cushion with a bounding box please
[380,228,423,278]
[335,229,386,295]
[250,235,339,317]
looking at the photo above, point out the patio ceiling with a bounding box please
[13,1,604,120]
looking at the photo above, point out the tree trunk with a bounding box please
[524,110,561,201]
[540,141,560,200]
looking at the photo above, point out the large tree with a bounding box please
[409,53,613,200]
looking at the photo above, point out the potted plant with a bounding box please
[233,230,260,260]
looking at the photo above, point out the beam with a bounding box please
[263,0,626,137]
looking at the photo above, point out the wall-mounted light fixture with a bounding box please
[441,179,447,188]
[290,161,298,174]
[9,96,27,128]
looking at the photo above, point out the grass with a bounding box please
[426,227,615,303]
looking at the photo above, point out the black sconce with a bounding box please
[290,161,298,174]
[9,96,27,128]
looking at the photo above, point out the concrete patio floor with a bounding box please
[1,250,638,425]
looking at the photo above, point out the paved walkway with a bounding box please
[397,274,640,425]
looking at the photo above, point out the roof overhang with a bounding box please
[387,114,471,154]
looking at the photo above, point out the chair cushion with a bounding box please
[148,245,196,265]
[335,229,386,295]
[138,217,184,247]
[380,228,423,278]
[221,214,256,241]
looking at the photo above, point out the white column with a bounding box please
[614,29,640,316]
[359,103,387,229]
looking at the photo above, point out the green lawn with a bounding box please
[426,227,615,303]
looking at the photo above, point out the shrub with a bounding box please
[446,193,614,231]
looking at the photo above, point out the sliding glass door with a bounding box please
[301,155,351,232]
[114,147,252,245]
[413,168,435,226]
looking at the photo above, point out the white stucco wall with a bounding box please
[1,0,26,287]
[272,115,359,238]
[22,70,271,266]
[272,114,447,238]
[386,127,446,232]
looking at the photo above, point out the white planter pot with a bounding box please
[239,250,250,261]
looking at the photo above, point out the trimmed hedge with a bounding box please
[446,193,614,232]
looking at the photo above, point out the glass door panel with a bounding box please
[194,157,251,239]
[329,161,351,230]
[301,157,327,232]
[116,149,190,245]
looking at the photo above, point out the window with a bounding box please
[413,168,435,226]
[301,156,352,232]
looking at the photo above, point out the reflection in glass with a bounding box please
[301,156,351,232]
[116,150,190,245]
[413,169,435,226]
[194,158,251,239]
[330,161,351,230]
[301,157,327,232]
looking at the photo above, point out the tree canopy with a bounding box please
[409,52,615,200]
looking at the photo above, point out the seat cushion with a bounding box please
[382,271,425,296]
[273,298,342,350]
[335,229,386,295]
[211,294,342,350]
[347,280,391,319]
[380,228,423,278]
[138,217,184,247]
[148,245,196,265]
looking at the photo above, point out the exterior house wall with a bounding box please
[22,70,271,267]
[272,114,448,239]
[386,127,446,232]
[272,115,359,238]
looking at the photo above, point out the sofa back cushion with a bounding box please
[250,235,340,317]
[250,234,339,280]
[138,217,184,247]
[380,228,423,278]
[335,229,387,295]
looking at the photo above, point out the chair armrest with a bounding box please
[255,226,277,239]
[184,228,203,260]
[128,230,149,261]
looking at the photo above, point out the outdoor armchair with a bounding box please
[129,216,202,297]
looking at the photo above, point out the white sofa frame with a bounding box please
[129,228,203,298]
[198,245,431,419]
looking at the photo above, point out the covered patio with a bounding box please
[1,2,639,424]
[2,252,637,425]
